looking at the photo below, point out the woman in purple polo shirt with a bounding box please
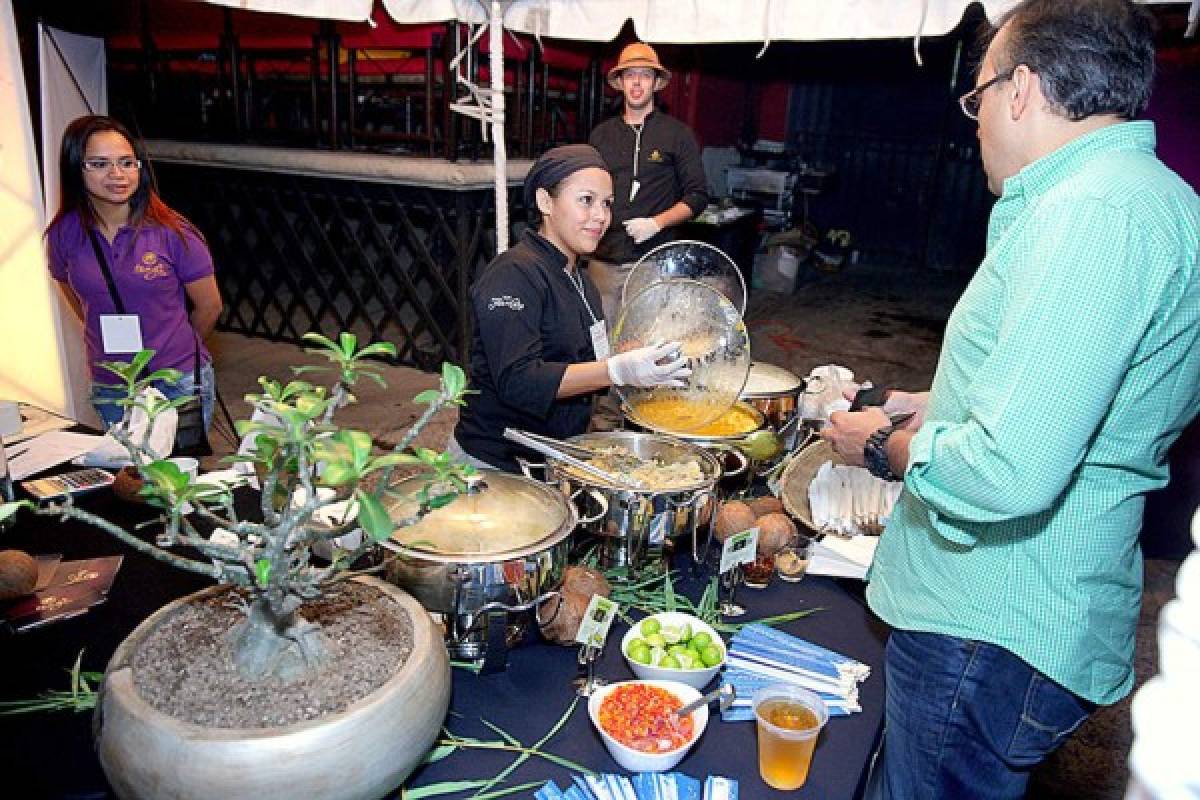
[45,115,222,431]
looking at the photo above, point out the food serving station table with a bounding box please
[0,481,887,799]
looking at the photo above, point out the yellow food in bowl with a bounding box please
[689,404,761,436]
[633,397,760,436]
[634,396,722,433]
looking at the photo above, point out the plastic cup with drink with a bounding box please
[752,684,829,790]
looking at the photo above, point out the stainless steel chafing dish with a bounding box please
[522,431,722,576]
[623,400,767,497]
[739,361,822,451]
[381,470,587,671]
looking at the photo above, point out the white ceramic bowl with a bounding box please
[621,611,726,690]
[587,679,709,773]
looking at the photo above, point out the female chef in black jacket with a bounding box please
[450,145,690,472]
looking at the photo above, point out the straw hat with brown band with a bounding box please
[606,42,672,92]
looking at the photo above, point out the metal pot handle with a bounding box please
[479,590,561,617]
[692,489,718,566]
[516,457,547,481]
[570,487,609,525]
[532,590,564,628]
[721,446,750,479]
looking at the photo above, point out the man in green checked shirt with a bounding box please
[822,1,1200,797]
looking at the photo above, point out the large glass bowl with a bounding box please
[622,240,747,315]
[613,279,750,434]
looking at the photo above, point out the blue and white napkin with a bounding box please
[720,624,870,721]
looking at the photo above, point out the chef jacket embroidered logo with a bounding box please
[136,251,170,280]
[488,295,525,312]
[648,149,664,162]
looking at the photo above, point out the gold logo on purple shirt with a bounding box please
[136,251,170,280]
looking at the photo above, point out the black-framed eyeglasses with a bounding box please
[82,157,142,173]
[958,69,1015,120]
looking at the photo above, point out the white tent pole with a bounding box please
[489,0,508,253]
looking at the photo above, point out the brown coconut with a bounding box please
[560,565,610,601]
[714,500,757,542]
[756,512,799,557]
[539,565,611,645]
[0,549,38,600]
[745,495,784,517]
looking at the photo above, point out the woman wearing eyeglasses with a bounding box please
[44,115,222,431]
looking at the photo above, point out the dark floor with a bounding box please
[209,257,1177,799]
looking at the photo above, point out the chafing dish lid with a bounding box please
[741,361,803,398]
[385,470,571,557]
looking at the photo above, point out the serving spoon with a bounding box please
[674,683,736,719]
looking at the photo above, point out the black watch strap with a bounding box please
[864,425,901,481]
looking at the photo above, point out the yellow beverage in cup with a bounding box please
[752,685,829,790]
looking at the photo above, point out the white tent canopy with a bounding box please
[205,0,1197,41]
[383,0,1020,43]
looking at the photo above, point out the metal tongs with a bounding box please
[503,428,645,489]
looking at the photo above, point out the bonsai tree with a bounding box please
[0,332,475,682]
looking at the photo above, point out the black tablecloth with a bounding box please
[0,487,888,799]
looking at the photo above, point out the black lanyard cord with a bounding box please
[86,229,127,316]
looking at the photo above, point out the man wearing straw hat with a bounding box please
[588,42,708,428]
[588,42,709,328]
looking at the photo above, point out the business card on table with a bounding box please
[3,583,108,633]
[48,555,123,595]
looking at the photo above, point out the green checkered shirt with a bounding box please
[867,121,1200,705]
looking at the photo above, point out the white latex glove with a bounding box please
[607,341,692,388]
[623,216,661,244]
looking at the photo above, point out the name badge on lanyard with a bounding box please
[99,314,144,354]
[589,319,610,360]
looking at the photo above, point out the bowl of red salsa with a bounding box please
[587,679,709,772]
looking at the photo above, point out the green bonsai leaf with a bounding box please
[139,368,184,388]
[367,453,423,471]
[133,393,174,419]
[254,558,271,587]
[314,430,372,473]
[341,430,374,470]
[412,389,440,406]
[294,392,329,421]
[140,460,191,494]
[280,380,319,402]
[317,461,357,488]
[127,349,154,380]
[354,342,397,360]
[441,362,466,400]
[290,364,331,377]
[300,331,338,353]
[354,490,393,542]
[338,332,358,357]
[426,492,458,511]
[234,420,276,438]
[191,482,235,505]
[273,404,309,432]
[358,370,388,389]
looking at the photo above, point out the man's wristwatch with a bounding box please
[863,425,902,481]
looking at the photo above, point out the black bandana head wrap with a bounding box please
[523,144,609,210]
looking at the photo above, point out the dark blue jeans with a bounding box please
[865,629,1096,800]
[92,361,216,433]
